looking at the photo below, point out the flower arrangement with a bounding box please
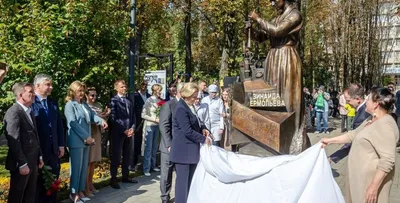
[0,158,119,201]
[155,100,167,117]
[0,177,10,203]
[42,165,62,196]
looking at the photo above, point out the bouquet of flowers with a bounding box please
[42,165,62,196]
[155,100,167,117]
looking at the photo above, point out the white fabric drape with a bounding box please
[188,143,344,203]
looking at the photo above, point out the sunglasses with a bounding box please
[89,94,97,97]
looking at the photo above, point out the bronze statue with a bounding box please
[247,0,307,154]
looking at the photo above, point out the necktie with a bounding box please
[27,109,34,125]
[42,99,48,115]
[121,97,129,114]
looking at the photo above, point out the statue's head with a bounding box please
[270,0,296,10]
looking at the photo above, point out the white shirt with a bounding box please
[139,91,148,103]
[17,101,32,124]
[35,92,47,101]
[357,99,367,112]
[79,103,90,123]
[195,103,209,128]
[117,94,129,114]
[201,96,224,141]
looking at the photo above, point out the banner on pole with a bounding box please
[144,70,167,99]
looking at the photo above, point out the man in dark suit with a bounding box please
[31,74,65,203]
[165,82,177,102]
[131,81,150,171]
[159,83,182,203]
[329,84,370,163]
[110,80,137,189]
[197,80,208,101]
[4,82,44,203]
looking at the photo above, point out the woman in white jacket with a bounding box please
[141,84,162,176]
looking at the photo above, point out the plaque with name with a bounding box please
[242,80,286,108]
[249,92,285,107]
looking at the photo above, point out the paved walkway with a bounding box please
[65,118,400,203]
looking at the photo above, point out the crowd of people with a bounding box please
[3,63,400,203]
[303,82,400,203]
[322,85,398,203]
[2,69,232,203]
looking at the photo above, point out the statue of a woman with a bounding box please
[249,0,307,154]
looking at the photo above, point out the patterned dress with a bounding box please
[88,102,104,163]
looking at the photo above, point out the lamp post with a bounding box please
[129,0,136,100]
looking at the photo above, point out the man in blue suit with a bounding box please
[31,74,65,203]
[110,80,137,189]
[329,84,370,163]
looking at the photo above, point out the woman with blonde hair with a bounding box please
[322,87,399,203]
[64,81,108,203]
[141,84,163,176]
[170,82,211,203]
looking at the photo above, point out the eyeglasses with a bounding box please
[89,94,97,97]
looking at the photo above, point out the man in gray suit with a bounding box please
[159,83,183,203]
[4,82,44,203]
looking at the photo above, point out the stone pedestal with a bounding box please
[230,80,296,156]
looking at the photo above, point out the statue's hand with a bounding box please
[245,21,252,30]
[249,9,259,21]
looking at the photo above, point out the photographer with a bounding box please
[0,62,8,84]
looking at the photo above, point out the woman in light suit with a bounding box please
[170,82,211,203]
[64,81,107,203]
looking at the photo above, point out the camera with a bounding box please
[0,62,7,70]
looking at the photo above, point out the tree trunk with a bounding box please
[184,0,192,81]
[220,47,229,82]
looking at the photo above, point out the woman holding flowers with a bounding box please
[141,84,163,176]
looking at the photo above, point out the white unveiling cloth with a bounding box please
[188,143,345,203]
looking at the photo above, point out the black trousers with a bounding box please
[174,163,197,203]
[131,124,144,168]
[341,115,348,133]
[9,165,38,203]
[111,133,132,179]
[37,152,60,203]
[160,152,174,201]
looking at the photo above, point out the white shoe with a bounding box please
[152,167,160,172]
[144,172,151,176]
[80,197,91,202]
[70,194,84,203]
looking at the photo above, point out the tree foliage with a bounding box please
[0,0,396,123]
[0,0,130,113]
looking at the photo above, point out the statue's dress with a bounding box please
[253,5,305,153]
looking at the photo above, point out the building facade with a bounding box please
[381,2,400,84]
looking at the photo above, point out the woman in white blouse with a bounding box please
[141,84,162,176]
